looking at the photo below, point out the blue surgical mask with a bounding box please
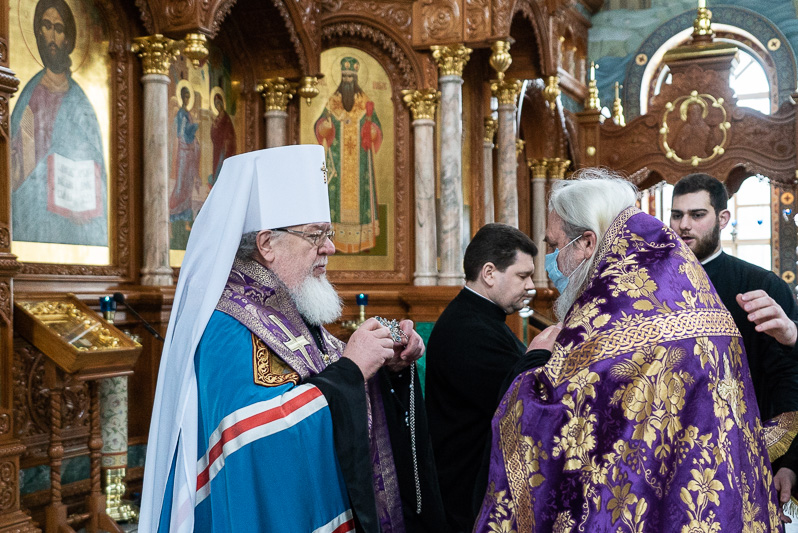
[545,236,581,293]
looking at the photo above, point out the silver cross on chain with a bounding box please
[374,316,408,343]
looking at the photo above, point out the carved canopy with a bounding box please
[578,32,797,193]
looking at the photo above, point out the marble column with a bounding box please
[431,44,471,286]
[132,35,182,286]
[483,117,497,224]
[258,78,295,148]
[402,89,440,286]
[527,159,549,287]
[492,78,523,227]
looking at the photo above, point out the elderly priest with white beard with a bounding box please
[139,145,447,533]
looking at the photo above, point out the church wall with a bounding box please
[1,0,592,527]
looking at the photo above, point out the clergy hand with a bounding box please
[773,467,796,523]
[737,290,798,347]
[384,320,425,373]
[526,323,562,353]
[344,318,395,380]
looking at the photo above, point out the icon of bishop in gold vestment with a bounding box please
[314,56,383,253]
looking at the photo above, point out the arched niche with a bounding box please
[310,19,424,284]
[624,6,796,119]
[135,0,321,74]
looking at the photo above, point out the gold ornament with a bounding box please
[297,76,320,105]
[693,1,714,41]
[182,33,209,68]
[585,62,600,110]
[105,467,138,522]
[527,159,549,180]
[543,76,560,111]
[612,82,626,126]
[131,34,183,76]
[491,78,523,106]
[431,44,472,78]
[660,90,729,166]
[489,40,512,81]
[515,139,525,158]
[484,117,497,144]
[547,158,571,179]
[401,88,440,121]
[257,77,296,112]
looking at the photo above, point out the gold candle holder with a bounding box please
[341,293,368,331]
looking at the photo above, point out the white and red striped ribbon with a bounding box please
[195,384,327,504]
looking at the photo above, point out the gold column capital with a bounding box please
[431,44,472,78]
[491,78,523,106]
[489,40,513,81]
[483,117,497,143]
[585,62,601,110]
[401,88,440,121]
[546,157,571,179]
[131,34,183,76]
[183,33,209,68]
[527,158,549,179]
[258,77,296,112]
[543,75,560,111]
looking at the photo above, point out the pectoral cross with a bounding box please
[269,315,311,360]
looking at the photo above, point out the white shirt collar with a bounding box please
[701,247,723,265]
[464,284,495,303]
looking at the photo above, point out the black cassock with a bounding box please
[425,289,547,532]
[704,251,798,474]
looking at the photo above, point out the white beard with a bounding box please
[289,274,343,326]
[554,259,591,322]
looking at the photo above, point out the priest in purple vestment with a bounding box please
[474,169,781,532]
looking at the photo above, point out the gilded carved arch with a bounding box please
[271,0,320,74]
[321,15,432,89]
[135,0,320,74]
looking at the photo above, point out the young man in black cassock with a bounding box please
[671,173,798,519]
[424,224,548,533]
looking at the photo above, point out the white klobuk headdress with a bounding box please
[140,145,330,533]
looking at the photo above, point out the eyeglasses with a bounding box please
[273,227,335,248]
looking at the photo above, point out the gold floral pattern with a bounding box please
[480,209,778,532]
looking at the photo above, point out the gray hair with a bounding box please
[235,230,286,261]
[548,168,638,242]
[549,168,638,321]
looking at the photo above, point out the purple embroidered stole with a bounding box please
[216,258,405,530]
[476,208,781,532]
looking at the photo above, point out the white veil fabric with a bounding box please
[139,145,331,533]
